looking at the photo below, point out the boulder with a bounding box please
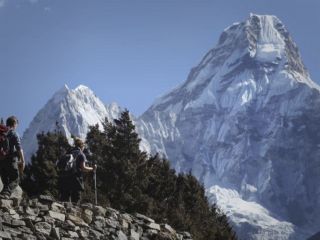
[38,195,55,203]
[81,208,93,224]
[117,230,128,240]
[130,229,140,240]
[50,227,60,240]
[0,230,11,240]
[34,222,52,236]
[67,214,88,227]
[145,222,161,231]
[93,205,107,217]
[48,210,66,222]
[0,199,13,210]
[161,223,176,235]
[51,202,65,213]
[134,213,155,223]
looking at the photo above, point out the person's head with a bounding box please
[74,137,85,150]
[6,116,19,129]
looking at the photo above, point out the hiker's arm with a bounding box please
[15,133,25,169]
[80,161,96,172]
[18,149,24,163]
[18,149,25,170]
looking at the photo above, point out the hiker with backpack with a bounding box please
[0,116,25,199]
[57,137,96,204]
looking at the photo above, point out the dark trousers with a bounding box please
[59,174,82,204]
[0,159,19,196]
[60,188,81,203]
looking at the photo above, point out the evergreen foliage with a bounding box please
[85,110,236,240]
[24,109,236,239]
[86,110,149,211]
[22,131,71,197]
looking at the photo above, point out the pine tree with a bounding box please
[86,110,149,211]
[84,110,236,239]
[143,155,177,219]
[22,131,71,197]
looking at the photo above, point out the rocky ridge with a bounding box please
[0,193,192,240]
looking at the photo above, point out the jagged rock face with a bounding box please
[138,14,320,239]
[22,85,122,163]
[0,194,192,240]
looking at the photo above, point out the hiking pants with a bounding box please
[0,158,19,196]
[59,174,82,204]
[60,188,81,204]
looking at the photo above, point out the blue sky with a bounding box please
[1,0,319,132]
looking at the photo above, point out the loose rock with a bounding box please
[0,194,193,240]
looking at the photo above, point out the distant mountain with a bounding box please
[137,14,320,239]
[22,85,122,163]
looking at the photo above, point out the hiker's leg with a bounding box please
[0,161,14,195]
[59,175,70,202]
[60,188,70,202]
[71,190,81,204]
[4,160,19,196]
[0,162,9,194]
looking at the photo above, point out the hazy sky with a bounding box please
[1,0,319,132]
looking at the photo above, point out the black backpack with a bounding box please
[56,151,80,174]
[0,124,9,160]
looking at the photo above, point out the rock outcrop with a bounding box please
[0,194,192,240]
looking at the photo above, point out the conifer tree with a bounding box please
[22,131,70,197]
[84,110,236,239]
[21,110,237,239]
[86,110,149,210]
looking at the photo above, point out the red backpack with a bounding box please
[0,124,9,160]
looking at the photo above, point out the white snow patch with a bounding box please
[207,185,296,240]
[254,15,285,63]
[22,85,122,163]
[256,44,283,62]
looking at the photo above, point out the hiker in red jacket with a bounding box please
[0,116,25,199]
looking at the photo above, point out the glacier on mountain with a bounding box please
[206,185,300,240]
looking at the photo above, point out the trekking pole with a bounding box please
[94,167,97,205]
[86,148,97,205]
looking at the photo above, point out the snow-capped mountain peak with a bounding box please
[138,14,320,239]
[153,14,317,113]
[52,84,70,103]
[73,84,97,97]
[22,84,122,163]
[247,14,285,60]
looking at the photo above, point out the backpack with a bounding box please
[56,151,80,174]
[0,124,9,160]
